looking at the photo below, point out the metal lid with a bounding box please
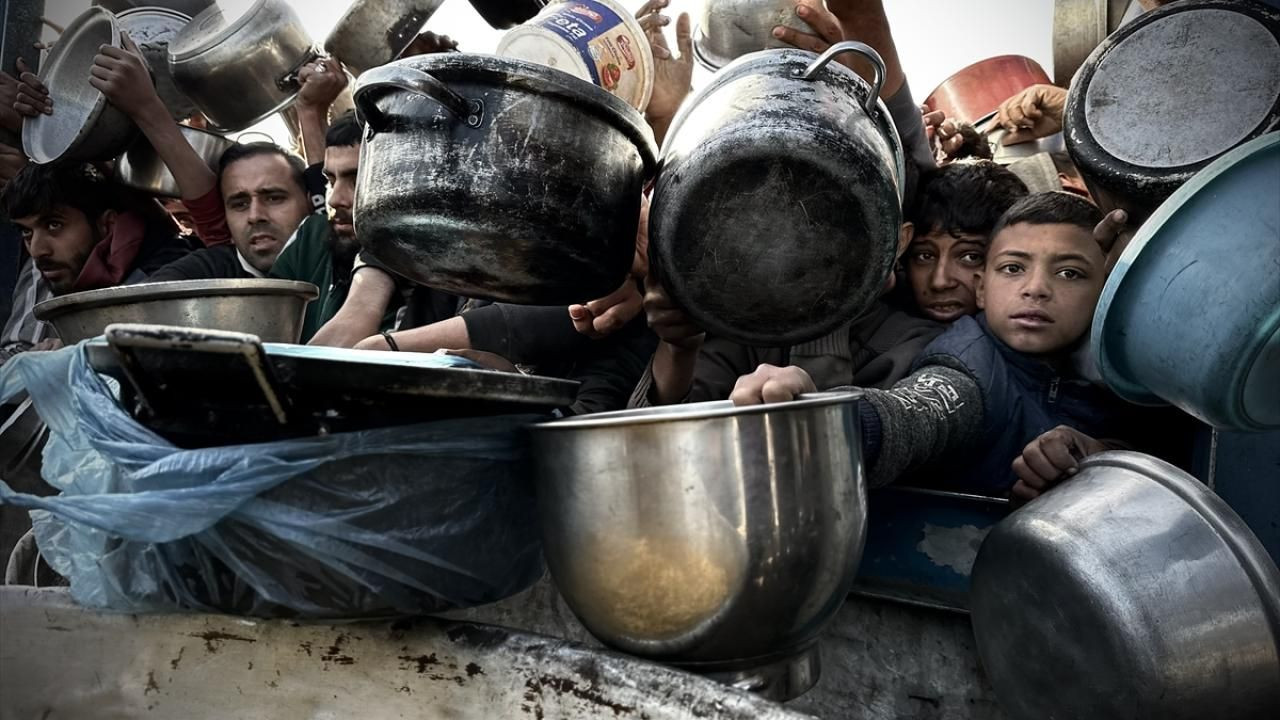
[20,7,120,165]
[167,0,265,61]
[34,279,319,321]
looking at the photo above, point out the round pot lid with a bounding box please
[971,451,1280,720]
[1092,132,1280,428]
[167,0,266,61]
[116,7,196,121]
[1066,0,1280,204]
[20,7,120,165]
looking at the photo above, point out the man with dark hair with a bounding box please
[147,142,314,281]
[902,161,1028,322]
[269,110,375,341]
[730,192,1154,495]
[1,163,189,296]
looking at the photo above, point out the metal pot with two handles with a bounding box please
[352,53,658,305]
[167,0,319,132]
[650,42,904,347]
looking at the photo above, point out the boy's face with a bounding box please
[906,227,986,323]
[978,222,1106,355]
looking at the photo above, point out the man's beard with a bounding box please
[327,218,360,272]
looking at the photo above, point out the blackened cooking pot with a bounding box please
[352,54,658,304]
[1065,0,1280,213]
[650,42,904,347]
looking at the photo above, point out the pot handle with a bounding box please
[354,64,484,131]
[797,41,885,114]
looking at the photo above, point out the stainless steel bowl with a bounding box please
[21,7,139,164]
[530,393,867,701]
[32,280,319,344]
[114,125,235,197]
[692,0,815,70]
[971,451,1280,720]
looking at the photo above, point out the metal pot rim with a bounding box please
[531,390,862,431]
[34,280,320,321]
[21,7,121,165]
[362,53,659,175]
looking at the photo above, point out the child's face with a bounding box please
[978,222,1106,355]
[906,227,987,323]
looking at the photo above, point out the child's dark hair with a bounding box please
[1,162,116,223]
[325,110,364,149]
[991,191,1104,240]
[906,161,1029,240]
[217,141,307,193]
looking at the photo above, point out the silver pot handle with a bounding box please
[354,64,484,131]
[798,41,885,114]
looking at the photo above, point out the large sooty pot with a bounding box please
[650,42,904,347]
[353,53,658,305]
[1064,0,1280,212]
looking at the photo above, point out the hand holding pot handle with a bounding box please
[353,64,482,131]
[799,41,884,114]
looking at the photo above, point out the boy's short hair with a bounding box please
[325,110,364,149]
[1,162,116,223]
[906,161,1029,239]
[990,191,1104,241]
[217,141,307,193]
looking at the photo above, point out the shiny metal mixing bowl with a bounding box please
[33,280,318,344]
[971,451,1280,720]
[530,393,867,700]
[692,0,816,70]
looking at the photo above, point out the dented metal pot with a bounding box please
[650,42,904,347]
[352,53,657,304]
[324,0,445,76]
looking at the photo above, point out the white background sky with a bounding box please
[40,0,1056,142]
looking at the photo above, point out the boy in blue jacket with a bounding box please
[730,192,1141,496]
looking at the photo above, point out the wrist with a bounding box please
[295,102,330,121]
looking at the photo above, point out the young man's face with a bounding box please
[322,144,360,254]
[978,222,1106,355]
[14,204,98,295]
[221,154,311,274]
[906,227,986,323]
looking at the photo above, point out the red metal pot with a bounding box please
[922,55,1051,125]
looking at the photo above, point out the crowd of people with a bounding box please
[1,0,1193,503]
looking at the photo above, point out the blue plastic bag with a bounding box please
[0,345,546,617]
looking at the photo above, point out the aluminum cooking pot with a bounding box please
[324,0,445,76]
[352,53,658,305]
[971,451,1280,720]
[167,0,319,132]
[21,7,138,165]
[468,0,548,29]
[650,42,904,347]
[1065,0,1280,213]
[114,125,235,198]
[530,393,867,702]
[33,280,318,344]
[691,0,816,70]
[921,55,1051,126]
[1093,132,1280,432]
[94,0,215,15]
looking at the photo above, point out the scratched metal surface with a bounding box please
[0,587,811,720]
